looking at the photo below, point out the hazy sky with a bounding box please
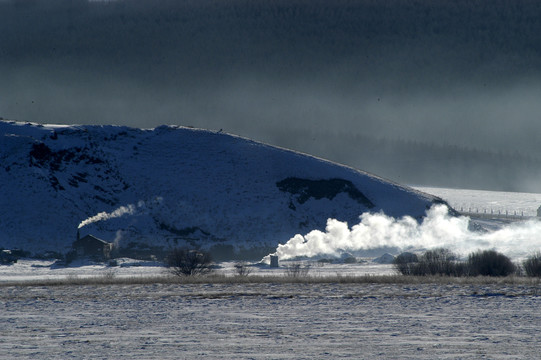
[2,0,541,190]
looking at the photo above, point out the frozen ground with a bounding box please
[2,282,541,359]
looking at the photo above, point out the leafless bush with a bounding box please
[284,263,311,278]
[467,249,516,277]
[395,248,518,277]
[418,248,462,276]
[395,249,466,276]
[234,261,252,277]
[523,252,541,277]
[393,252,419,275]
[166,248,213,277]
[102,269,117,281]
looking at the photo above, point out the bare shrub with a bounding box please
[101,269,117,281]
[393,252,419,275]
[396,249,466,276]
[467,249,516,277]
[418,248,461,276]
[397,249,517,277]
[284,263,311,278]
[523,252,541,277]
[234,261,252,277]
[166,248,213,277]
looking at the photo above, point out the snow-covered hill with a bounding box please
[0,120,442,259]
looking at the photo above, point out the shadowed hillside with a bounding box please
[0,120,440,258]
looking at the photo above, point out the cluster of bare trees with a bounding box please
[394,248,525,277]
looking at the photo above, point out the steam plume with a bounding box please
[78,205,136,229]
[78,197,162,229]
[267,205,541,262]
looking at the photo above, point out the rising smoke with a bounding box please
[267,205,541,262]
[78,197,163,229]
[78,204,136,229]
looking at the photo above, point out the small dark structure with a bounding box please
[73,232,113,261]
[270,255,279,268]
[0,250,18,265]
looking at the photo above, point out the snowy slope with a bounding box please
[0,120,441,258]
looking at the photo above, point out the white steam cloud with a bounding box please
[78,197,163,229]
[268,205,541,262]
[78,204,136,229]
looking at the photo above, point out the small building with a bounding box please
[73,233,113,261]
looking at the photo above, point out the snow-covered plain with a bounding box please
[0,258,395,284]
[2,282,541,359]
[3,188,541,359]
[415,186,541,217]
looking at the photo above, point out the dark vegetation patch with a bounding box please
[28,142,128,194]
[276,177,374,209]
[158,223,211,238]
[29,142,104,170]
[523,252,541,277]
[467,249,517,277]
[394,248,517,277]
[93,195,119,206]
[68,172,89,188]
[158,223,215,248]
[166,248,213,277]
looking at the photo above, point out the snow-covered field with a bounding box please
[0,258,395,284]
[415,186,541,217]
[2,282,541,359]
[3,187,541,359]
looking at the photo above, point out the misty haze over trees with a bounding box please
[281,131,541,192]
[2,0,541,191]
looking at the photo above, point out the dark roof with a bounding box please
[75,234,111,245]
